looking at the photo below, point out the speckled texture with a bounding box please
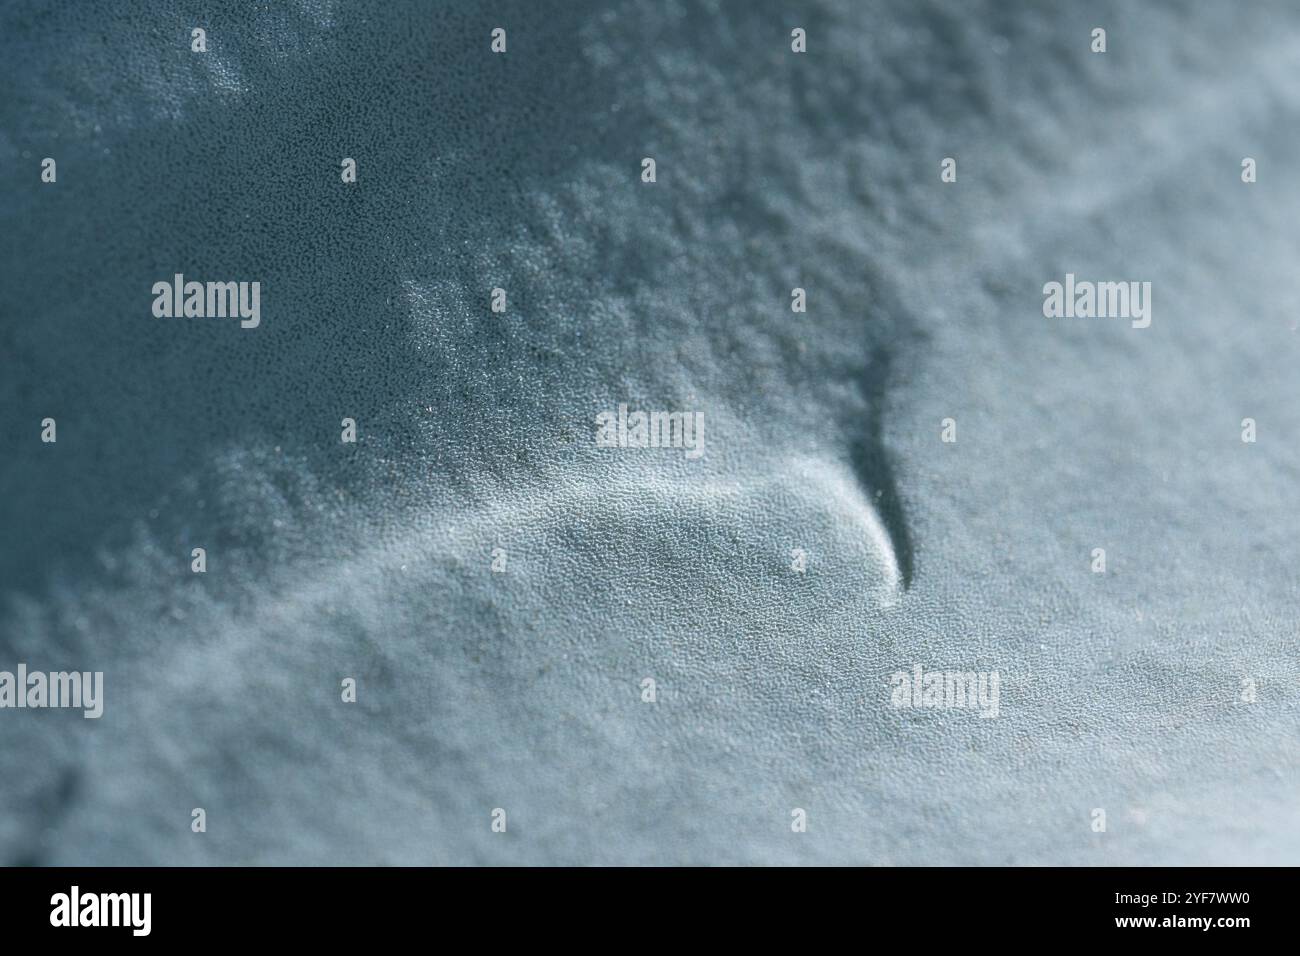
[1,0,1298,865]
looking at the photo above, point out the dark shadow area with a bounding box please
[1,0,924,604]
[850,346,915,589]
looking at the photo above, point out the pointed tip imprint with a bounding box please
[790,457,903,604]
[466,461,905,606]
